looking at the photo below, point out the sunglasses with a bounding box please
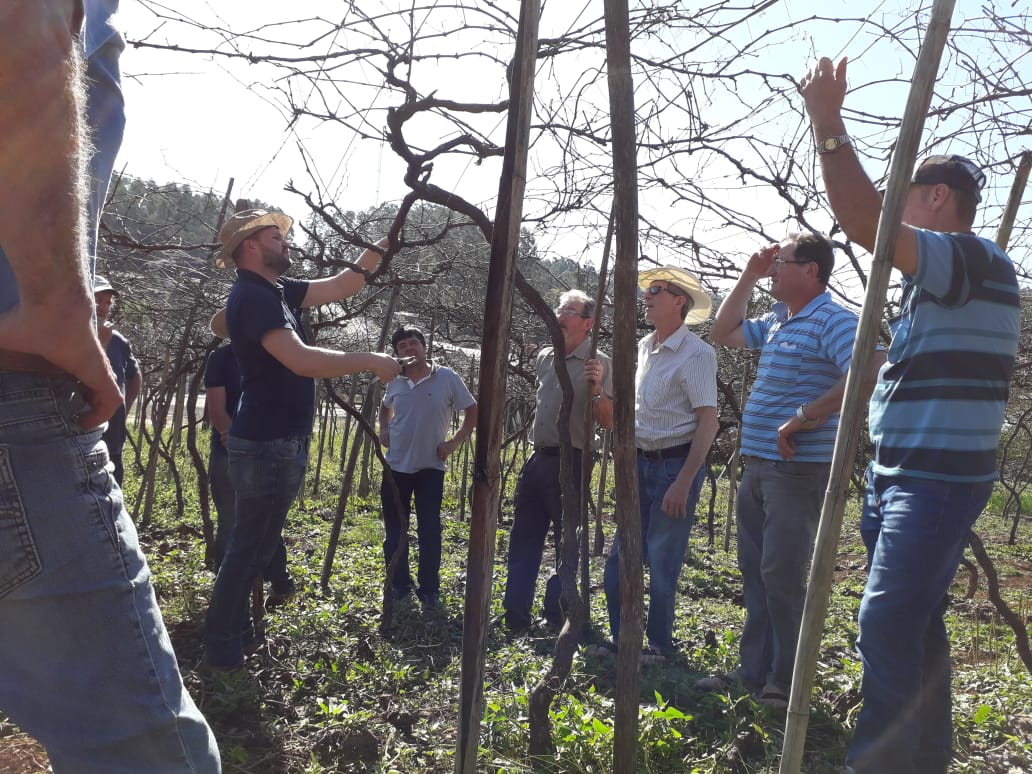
[774,258,815,266]
[645,285,685,298]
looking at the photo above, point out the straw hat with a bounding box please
[214,208,293,270]
[210,308,229,339]
[638,266,712,325]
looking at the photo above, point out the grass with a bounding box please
[3,440,1031,773]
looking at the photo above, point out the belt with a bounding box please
[534,446,583,456]
[637,442,692,460]
[0,348,67,377]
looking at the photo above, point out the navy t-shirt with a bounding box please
[204,344,242,449]
[226,269,314,441]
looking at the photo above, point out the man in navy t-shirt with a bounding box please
[203,209,401,670]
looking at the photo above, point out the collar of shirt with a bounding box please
[404,361,438,388]
[236,267,284,293]
[645,323,692,353]
[772,291,833,324]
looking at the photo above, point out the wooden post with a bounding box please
[453,2,540,770]
[603,0,644,769]
[996,151,1031,251]
[779,2,957,771]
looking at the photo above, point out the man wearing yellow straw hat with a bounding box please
[600,266,719,663]
[204,210,401,670]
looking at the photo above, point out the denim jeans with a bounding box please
[502,450,582,627]
[736,457,829,691]
[209,438,291,593]
[604,451,704,653]
[847,470,993,774]
[205,435,307,667]
[0,372,220,773]
[380,467,445,599]
[101,403,128,484]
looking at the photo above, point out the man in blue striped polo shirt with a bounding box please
[802,57,1020,774]
[707,232,878,708]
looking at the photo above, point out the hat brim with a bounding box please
[214,212,294,270]
[210,308,229,339]
[638,267,713,324]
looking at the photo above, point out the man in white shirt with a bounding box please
[601,267,719,662]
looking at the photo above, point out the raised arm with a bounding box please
[261,327,401,382]
[302,237,390,308]
[711,244,779,348]
[799,56,920,275]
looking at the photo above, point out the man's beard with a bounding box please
[263,245,291,275]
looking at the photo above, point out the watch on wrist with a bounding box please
[817,133,851,154]
[796,405,819,424]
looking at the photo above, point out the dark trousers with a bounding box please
[380,468,445,598]
[502,449,582,628]
[209,440,291,593]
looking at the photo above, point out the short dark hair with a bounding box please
[789,231,835,285]
[390,326,426,353]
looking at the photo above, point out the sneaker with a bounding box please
[640,645,671,666]
[695,667,746,692]
[585,641,618,659]
[753,681,789,709]
[418,591,440,610]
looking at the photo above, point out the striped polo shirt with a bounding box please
[869,229,1019,482]
[740,293,857,462]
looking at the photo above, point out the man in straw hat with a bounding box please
[204,209,401,670]
[802,57,1019,773]
[706,232,882,709]
[0,2,220,770]
[501,289,613,632]
[600,266,719,663]
[94,274,142,486]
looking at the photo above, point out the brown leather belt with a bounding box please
[0,348,67,377]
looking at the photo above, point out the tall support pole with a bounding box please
[996,150,1031,251]
[603,0,643,770]
[779,2,956,771]
[453,1,540,770]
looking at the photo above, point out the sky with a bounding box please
[113,1,1030,290]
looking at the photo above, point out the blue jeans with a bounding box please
[604,451,704,653]
[0,372,219,773]
[205,435,307,667]
[737,457,829,691]
[380,467,445,599]
[847,469,993,774]
[209,438,291,593]
[502,450,582,627]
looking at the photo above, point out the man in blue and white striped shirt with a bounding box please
[707,232,879,708]
[803,56,1020,774]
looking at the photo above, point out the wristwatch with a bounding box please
[817,133,851,154]
[796,405,820,425]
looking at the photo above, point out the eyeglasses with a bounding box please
[645,285,685,298]
[554,307,591,318]
[774,258,815,266]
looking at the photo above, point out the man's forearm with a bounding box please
[711,272,760,346]
[0,3,89,310]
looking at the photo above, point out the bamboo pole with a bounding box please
[996,151,1031,251]
[723,361,749,552]
[581,213,615,613]
[453,1,540,769]
[779,3,956,771]
[603,0,644,768]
